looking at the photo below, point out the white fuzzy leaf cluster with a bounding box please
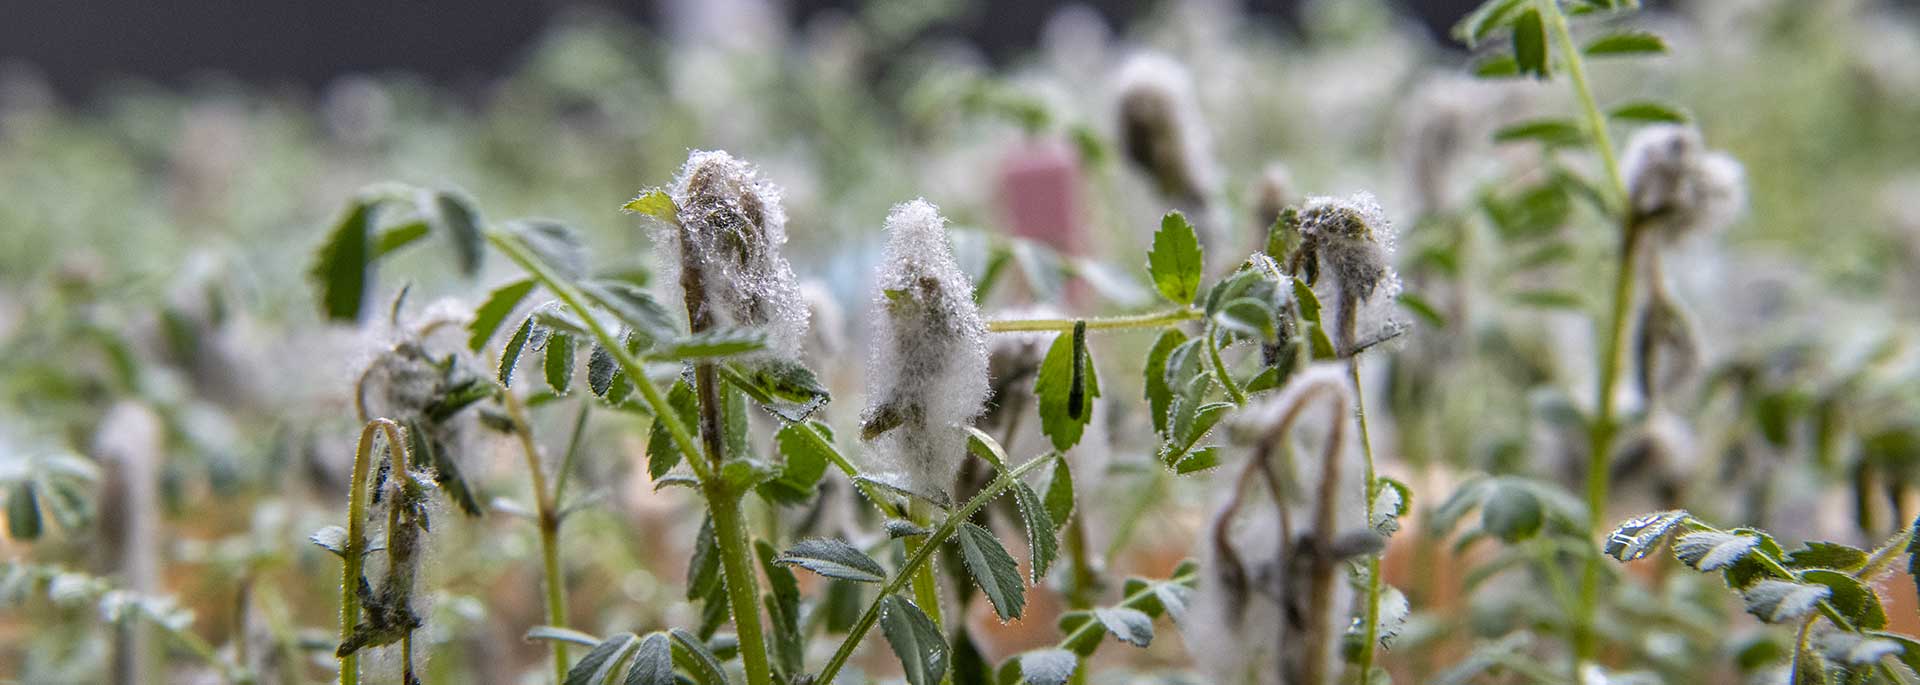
[661,149,809,359]
[862,199,990,498]
[1621,124,1747,240]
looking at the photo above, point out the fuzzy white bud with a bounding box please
[663,149,809,358]
[1294,192,1403,353]
[861,200,991,498]
[1621,124,1747,240]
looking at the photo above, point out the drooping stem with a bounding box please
[814,454,1061,685]
[986,306,1200,333]
[337,419,408,685]
[501,390,570,684]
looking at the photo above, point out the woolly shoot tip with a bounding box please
[1113,52,1217,205]
[861,199,991,499]
[1294,192,1402,353]
[661,149,808,358]
[1622,124,1747,240]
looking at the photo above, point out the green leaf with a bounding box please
[311,198,374,321]
[1173,447,1221,474]
[652,328,768,361]
[1160,401,1231,469]
[1474,54,1520,78]
[1584,30,1668,57]
[1372,477,1412,537]
[1017,649,1078,685]
[588,342,621,399]
[966,427,1010,470]
[545,331,575,395]
[7,482,42,540]
[647,381,698,478]
[1094,606,1154,648]
[760,422,832,504]
[1782,542,1869,572]
[1603,510,1690,561]
[624,633,674,685]
[409,418,482,517]
[885,520,931,538]
[373,221,430,258]
[1608,100,1689,124]
[1452,0,1527,47]
[722,360,829,422]
[957,521,1026,620]
[566,632,639,685]
[1512,8,1549,78]
[1741,579,1829,623]
[1672,531,1761,572]
[879,595,949,685]
[1493,119,1585,147]
[508,219,589,280]
[579,280,677,348]
[1290,277,1337,359]
[1043,460,1074,531]
[622,188,678,223]
[1144,329,1186,436]
[1215,297,1277,344]
[1012,481,1059,583]
[498,316,536,387]
[468,279,537,352]
[668,629,728,685]
[1801,569,1886,630]
[774,538,887,583]
[423,189,485,275]
[1147,211,1204,304]
[755,541,803,679]
[1480,482,1543,543]
[525,626,602,647]
[686,517,720,601]
[1035,327,1100,452]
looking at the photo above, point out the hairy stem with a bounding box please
[678,222,775,685]
[986,307,1200,333]
[338,419,408,685]
[1539,0,1638,666]
[814,454,1060,684]
[1349,359,1385,685]
[502,391,569,684]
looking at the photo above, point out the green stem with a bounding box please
[707,481,775,685]
[986,307,1200,333]
[502,391,570,684]
[814,454,1060,684]
[1207,324,1248,405]
[1542,0,1626,205]
[1349,359,1384,685]
[337,419,408,685]
[1540,0,1638,666]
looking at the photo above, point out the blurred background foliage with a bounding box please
[2,0,1920,683]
